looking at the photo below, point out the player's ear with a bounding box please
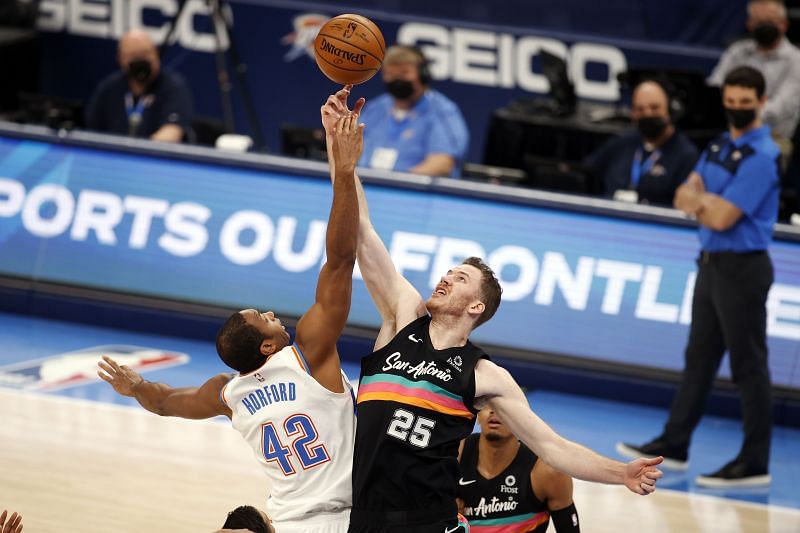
[468,300,485,319]
[260,338,276,356]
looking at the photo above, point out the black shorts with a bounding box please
[348,507,468,533]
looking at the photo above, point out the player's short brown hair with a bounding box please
[462,257,502,329]
[215,312,265,373]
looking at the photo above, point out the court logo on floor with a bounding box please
[0,345,190,391]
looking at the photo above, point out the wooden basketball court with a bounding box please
[2,387,798,532]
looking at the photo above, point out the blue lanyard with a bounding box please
[630,147,661,188]
[125,93,149,134]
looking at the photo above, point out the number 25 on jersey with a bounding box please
[261,413,331,475]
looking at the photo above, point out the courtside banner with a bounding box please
[1,135,799,388]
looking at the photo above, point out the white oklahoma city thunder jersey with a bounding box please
[221,343,355,523]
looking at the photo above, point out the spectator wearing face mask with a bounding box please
[583,80,699,206]
[357,45,469,178]
[708,0,800,161]
[85,28,193,143]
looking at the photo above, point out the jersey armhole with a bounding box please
[465,353,491,414]
[219,374,235,407]
[291,343,311,375]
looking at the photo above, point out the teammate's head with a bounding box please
[215,310,291,373]
[426,257,502,330]
[382,45,429,102]
[477,408,514,443]
[117,28,160,85]
[221,505,274,533]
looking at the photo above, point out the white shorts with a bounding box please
[273,508,350,533]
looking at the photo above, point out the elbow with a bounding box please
[328,247,358,268]
[705,218,727,232]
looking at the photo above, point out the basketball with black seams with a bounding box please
[314,14,385,85]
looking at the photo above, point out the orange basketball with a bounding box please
[314,14,385,85]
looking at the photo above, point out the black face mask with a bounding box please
[127,60,153,83]
[637,116,669,141]
[385,79,414,100]
[752,23,781,47]
[725,107,757,130]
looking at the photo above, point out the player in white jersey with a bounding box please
[98,102,365,533]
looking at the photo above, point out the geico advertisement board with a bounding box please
[35,0,721,164]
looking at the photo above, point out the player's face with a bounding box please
[241,309,291,348]
[426,264,484,319]
[478,408,513,442]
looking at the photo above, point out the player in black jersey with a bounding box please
[322,92,663,533]
[457,408,580,532]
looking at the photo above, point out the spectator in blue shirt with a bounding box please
[584,80,699,206]
[85,29,193,143]
[619,66,779,489]
[358,45,469,178]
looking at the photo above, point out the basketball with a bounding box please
[314,14,385,85]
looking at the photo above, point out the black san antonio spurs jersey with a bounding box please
[458,434,550,532]
[352,315,488,522]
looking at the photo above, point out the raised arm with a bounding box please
[473,359,663,495]
[293,112,361,391]
[97,355,231,419]
[321,88,426,349]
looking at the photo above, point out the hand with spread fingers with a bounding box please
[321,84,365,137]
[97,355,145,397]
[0,510,23,533]
[625,456,664,495]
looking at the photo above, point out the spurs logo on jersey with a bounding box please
[458,434,551,532]
[221,344,355,523]
[352,315,488,520]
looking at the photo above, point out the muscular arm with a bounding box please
[322,89,426,350]
[98,355,232,419]
[473,359,662,494]
[294,114,361,390]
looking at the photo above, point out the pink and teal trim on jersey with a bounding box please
[357,373,474,418]
[468,511,549,533]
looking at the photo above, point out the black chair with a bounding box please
[190,115,228,147]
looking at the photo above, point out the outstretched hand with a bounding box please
[0,510,23,533]
[321,84,365,136]
[330,113,364,174]
[97,355,144,397]
[624,456,663,495]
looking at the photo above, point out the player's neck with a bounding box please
[429,315,470,349]
[478,436,519,479]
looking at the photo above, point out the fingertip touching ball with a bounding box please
[314,14,385,85]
